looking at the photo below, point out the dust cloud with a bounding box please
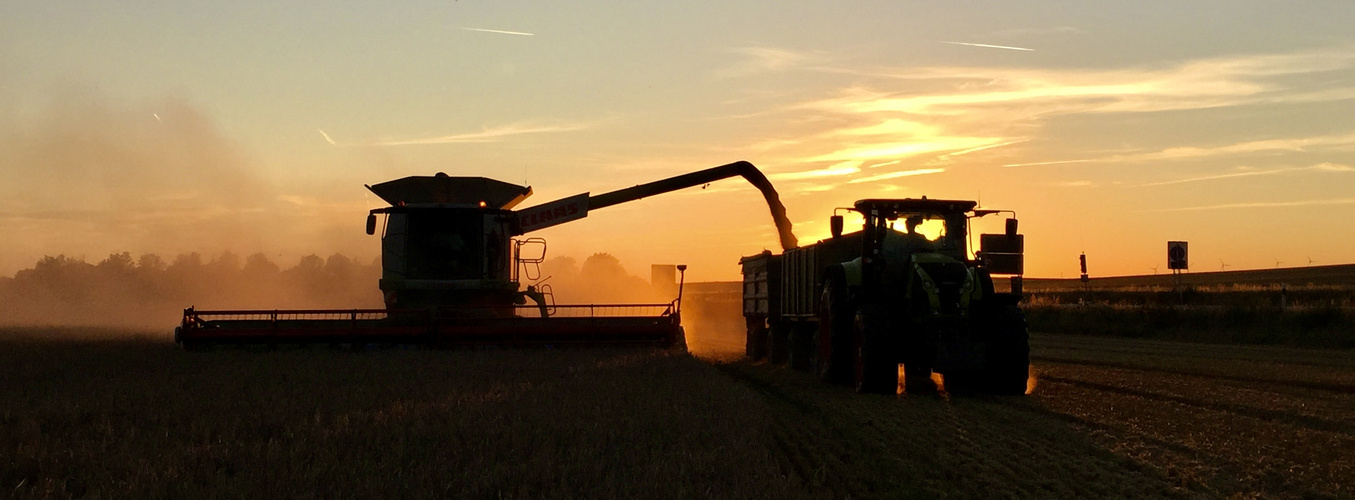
[0,252,383,330]
[0,89,369,277]
[0,90,755,337]
[536,253,672,305]
[534,254,747,358]
[0,249,746,334]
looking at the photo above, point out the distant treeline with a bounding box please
[0,252,383,328]
[0,251,670,329]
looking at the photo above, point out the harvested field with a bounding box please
[3,326,1352,498]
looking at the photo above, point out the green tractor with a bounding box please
[741,198,1028,395]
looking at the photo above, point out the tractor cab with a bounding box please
[829,197,1024,295]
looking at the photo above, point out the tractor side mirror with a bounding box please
[365,213,378,235]
[830,215,844,238]
[1005,218,1018,237]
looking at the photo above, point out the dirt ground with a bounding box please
[685,322,1355,499]
[3,324,1352,499]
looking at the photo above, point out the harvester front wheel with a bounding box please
[814,274,853,384]
[674,326,688,353]
[854,304,898,395]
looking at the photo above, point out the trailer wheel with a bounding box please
[768,322,791,365]
[814,274,852,384]
[854,304,898,394]
[745,318,768,360]
[982,304,1030,395]
[789,324,814,372]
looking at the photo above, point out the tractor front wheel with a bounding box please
[982,304,1030,395]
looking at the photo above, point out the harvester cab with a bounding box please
[364,173,549,315]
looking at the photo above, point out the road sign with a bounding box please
[1168,241,1188,270]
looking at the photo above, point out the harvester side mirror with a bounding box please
[1005,218,1018,237]
[830,215,843,238]
[365,213,377,235]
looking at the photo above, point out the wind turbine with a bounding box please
[1219,258,1230,271]
[1308,256,1318,266]
[1274,258,1283,268]
[1150,265,1159,275]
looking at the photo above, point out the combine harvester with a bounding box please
[175,161,797,350]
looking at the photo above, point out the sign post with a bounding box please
[1167,241,1188,297]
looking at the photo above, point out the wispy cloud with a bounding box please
[1137,163,1355,187]
[317,129,337,145]
[717,46,825,78]
[723,46,1355,190]
[769,161,862,180]
[1144,197,1355,212]
[847,168,946,184]
[942,140,1027,158]
[1054,180,1094,187]
[940,41,1034,52]
[363,122,587,146]
[981,26,1084,37]
[461,27,534,36]
[1004,159,1096,167]
[1009,133,1355,167]
[804,48,1355,117]
[807,137,1008,163]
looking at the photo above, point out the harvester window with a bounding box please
[405,212,484,280]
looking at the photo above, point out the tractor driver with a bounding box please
[899,215,936,253]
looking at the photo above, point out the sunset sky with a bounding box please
[3,1,1355,282]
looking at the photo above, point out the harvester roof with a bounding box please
[366,173,533,209]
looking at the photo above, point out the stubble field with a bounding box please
[3,324,1353,499]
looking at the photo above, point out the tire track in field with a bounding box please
[1040,375,1355,436]
[1030,363,1355,498]
[1038,343,1351,369]
[715,362,1190,498]
[714,363,874,498]
[1031,355,1355,394]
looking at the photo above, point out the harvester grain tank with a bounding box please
[741,197,1028,394]
[176,161,797,349]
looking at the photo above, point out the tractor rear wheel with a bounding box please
[982,304,1030,395]
[904,365,939,395]
[814,274,852,384]
[854,304,898,394]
